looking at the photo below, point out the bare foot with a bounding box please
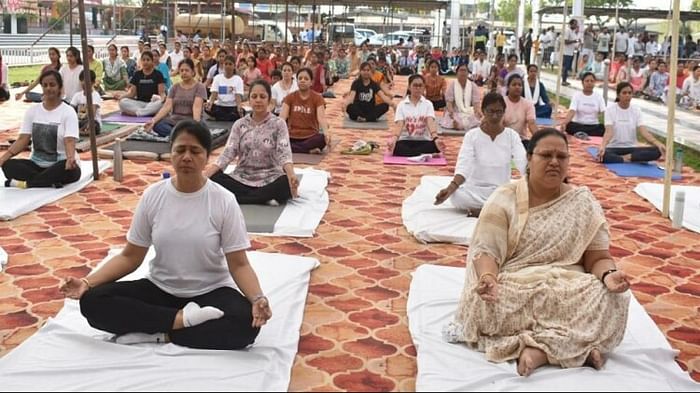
[309,148,322,154]
[356,116,366,122]
[517,347,548,377]
[585,348,606,370]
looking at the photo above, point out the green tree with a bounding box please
[692,0,700,11]
[497,0,532,27]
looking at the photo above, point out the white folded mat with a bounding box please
[402,176,477,245]
[225,167,331,237]
[408,264,700,392]
[633,183,700,234]
[0,248,320,391]
[0,160,111,221]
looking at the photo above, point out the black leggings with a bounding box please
[2,159,81,188]
[211,171,292,205]
[346,103,389,122]
[80,279,259,350]
[430,99,446,111]
[393,139,441,157]
[205,104,241,122]
[602,147,662,164]
[565,122,605,137]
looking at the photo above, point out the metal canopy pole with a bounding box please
[312,0,316,48]
[70,0,74,45]
[77,0,99,180]
[285,0,289,47]
[662,0,682,217]
[554,3,568,113]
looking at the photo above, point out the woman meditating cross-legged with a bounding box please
[439,63,482,131]
[434,92,526,217]
[1,70,81,189]
[280,68,331,154]
[344,62,396,122]
[144,59,207,138]
[561,72,606,137]
[206,80,299,205]
[116,51,166,117]
[388,74,446,157]
[61,120,271,350]
[503,74,537,149]
[443,128,631,377]
[424,60,448,110]
[598,82,665,164]
[523,64,553,119]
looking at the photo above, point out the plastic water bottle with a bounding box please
[673,148,683,176]
[113,138,123,182]
[162,171,171,180]
[672,190,686,229]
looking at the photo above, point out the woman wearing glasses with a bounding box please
[444,128,630,377]
[434,92,527,217]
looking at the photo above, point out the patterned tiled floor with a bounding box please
[0,77,699,391]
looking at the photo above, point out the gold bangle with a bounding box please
[478,272,498,283]
[80,277,92,289]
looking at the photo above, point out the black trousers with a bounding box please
[393,139,440,157]
[211,171,292,205]
[78,118,102,135]
[80,279,259,350]
[430,99,446,111]
[346,103,389,122]
[0,87,9,101]
[565,122,606,137]
[2,159,81,188]
[205,104,241,122]
[603,147,661,164]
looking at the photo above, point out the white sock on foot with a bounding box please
[183,301,224,328]
[115,332,167,345]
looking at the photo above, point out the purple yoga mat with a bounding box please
[383,153,448,166]
[103,114,153,124]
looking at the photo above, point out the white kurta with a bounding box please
[450,127,527,210]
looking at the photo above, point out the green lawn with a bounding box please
[8,65,44,86]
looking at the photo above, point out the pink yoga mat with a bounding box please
[383,153,448,166]
[103,114,153,124]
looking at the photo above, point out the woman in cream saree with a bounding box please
[445,129,631,376]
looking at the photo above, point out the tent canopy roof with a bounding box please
[537,6,700,22]
[251,0,448,10]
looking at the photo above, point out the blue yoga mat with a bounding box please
[585,147,681,179]
[536,117,555,126]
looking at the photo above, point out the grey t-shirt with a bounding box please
[168,82,207,119]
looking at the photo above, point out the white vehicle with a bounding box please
[326,22,355,44]
[369,31,419,47]
[250,20,295,43]
[355,28,377,46]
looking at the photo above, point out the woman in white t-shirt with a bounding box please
[561,72,607,137]
[434,92,527,217]
[61,120,272,349]
[681,65,700,109]
[270,62,298,115]
[0,52,8,102]
[598,82,664,164]
[59,47,84,101]
[205,55,245,122]
[388,74,446,157]
[0,70,81,188]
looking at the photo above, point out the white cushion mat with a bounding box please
[408,264,700,392]
[225,166,330,237]
[0,248,320,391]
[402,176,477,245]
[0,160,111,221]
[633,182,700,234]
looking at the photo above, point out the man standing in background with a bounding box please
[562,19,580,87]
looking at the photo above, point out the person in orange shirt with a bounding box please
[424,60,447,110]
[367,56,393,105]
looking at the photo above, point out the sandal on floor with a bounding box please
[341,140,374,155]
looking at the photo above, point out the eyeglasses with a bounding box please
[533,151,570,161]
